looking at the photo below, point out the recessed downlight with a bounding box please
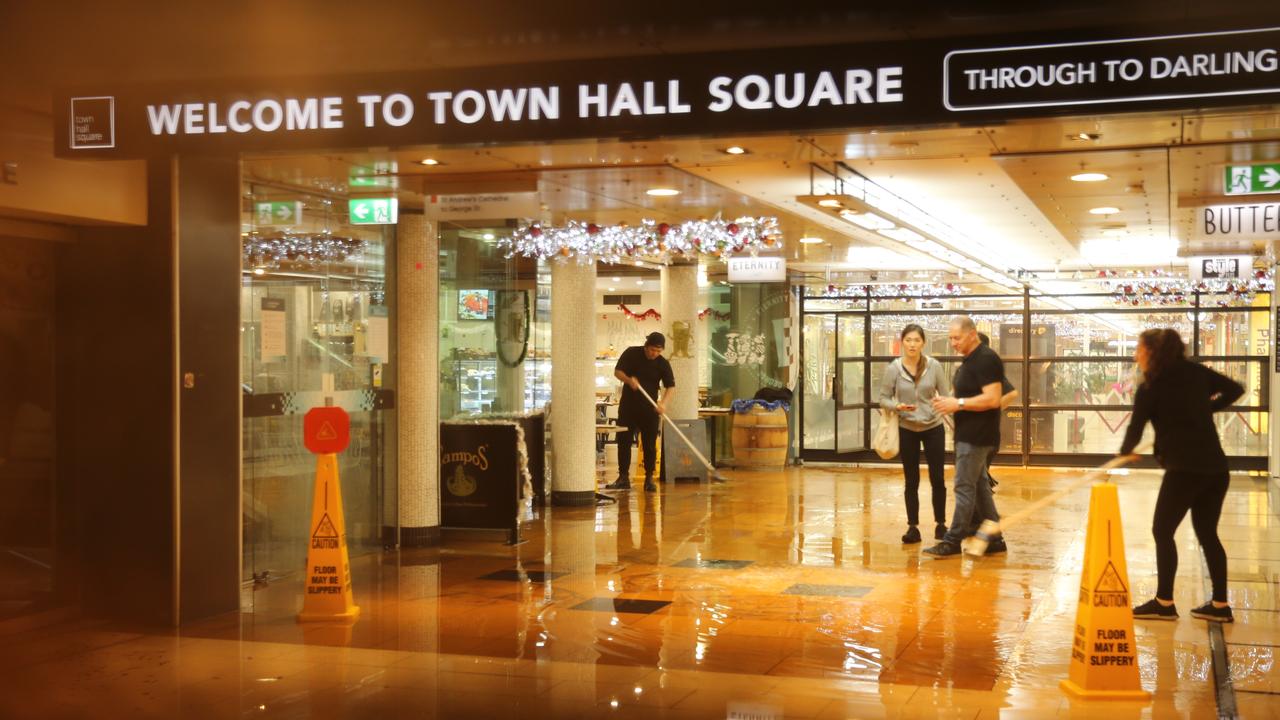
[799,236,824,244]
[1068,132,1101,142]
[1071,172,1109,182]
[818,197,843,208]
[1089,206,1120,215]
[1100,226,1128,237]
[646,187,680,196]
[723,146,748,155]
[419,158,441,166]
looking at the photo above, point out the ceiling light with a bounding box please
[1100,226,1127,237]
[608,286,616,291]
[1068,132,1101,142]
[636,279,645,285]
[799,236,824,244]
[419,158,440,166]
[252,267,266,276]
[611,276,621,282]
[482,233,495,240]
[818,197,843,208]
[1089,206,1120,215]
[646,187,680,196]
[1071,172,1109,182]
[723,146,747,155]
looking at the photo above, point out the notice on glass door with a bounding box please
[365,307,389,362]
[260,297,287,360]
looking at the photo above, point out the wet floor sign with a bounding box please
[1060,482,1149,701]
[298,407,360,623]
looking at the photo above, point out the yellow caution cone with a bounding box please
[298,453,360,622]
[1060,482,1150,701]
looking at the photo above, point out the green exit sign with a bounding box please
[254,201,302,226]
[1225,164,1280,196]
[348,197,398,225]
[349,162,397,188]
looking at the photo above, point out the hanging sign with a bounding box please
[1195,202,1280,240]
[728,256,786,283]
[348,197,398,225]
[425,192,539,220]
[1225,164,1280,195]
[1188,255,1251,280]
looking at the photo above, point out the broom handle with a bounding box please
[633,383,717,473]
[996,448,1147,531]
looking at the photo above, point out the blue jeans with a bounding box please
[944,441,1000,544]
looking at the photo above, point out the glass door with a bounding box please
[835,314,868,453]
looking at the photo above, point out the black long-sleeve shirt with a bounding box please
[1119,360,1245,473]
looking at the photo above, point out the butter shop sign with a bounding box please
[56,25,1280,157]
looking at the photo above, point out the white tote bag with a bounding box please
[873,407,899,460]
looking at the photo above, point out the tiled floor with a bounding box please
[1,466,1276,718]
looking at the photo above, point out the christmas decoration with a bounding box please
[1102,271,1273,307]
[498,215,782,263]
[818,282,972,298]
[698,307,732,321]
[243,232,369,270]
[618,304,661,321]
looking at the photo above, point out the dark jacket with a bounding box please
[615,346,675,427]
[1119,360,1244,473]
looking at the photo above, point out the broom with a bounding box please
[635,384,728,482]
[965,446,1149,556]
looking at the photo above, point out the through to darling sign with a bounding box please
[57,25,1280,157]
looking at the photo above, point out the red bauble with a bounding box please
[657,222,670,236]
[529,227,542,238]
[727,222,740,235]
[587,223,600,235]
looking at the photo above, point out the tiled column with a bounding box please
[661,262,699,420]
[397,214,440,545]
[550,259,597,505]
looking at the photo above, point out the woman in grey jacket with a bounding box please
[879,324,950,544]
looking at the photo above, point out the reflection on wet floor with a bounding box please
[1,466,1277,718]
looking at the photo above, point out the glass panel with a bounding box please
[1197,309,1270,356]
[1216,411,1268,456]
[1030,312,1190,356]
[869,314,1025,357]
[1201,360,1267,407]
[1030,293,1195,310]
[837,408,865,452]
[837,315,865,357]
[804,297,868,312]
[803,314,836,450]
[240,164,396,587]
[1028,361,1135,405]
[839,360,865,408]
[1028,409,1151,454]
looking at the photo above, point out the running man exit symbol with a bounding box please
[348,198,399,225]
[1224,164,1280,195]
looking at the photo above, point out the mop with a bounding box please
[635,384,729,482]
[965,446,1149,556]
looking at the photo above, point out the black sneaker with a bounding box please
[1133,598,1178,621]
[902,526,922,544]
[605,478,630,491]
[1190,602,1233,623]
[922,541,961,558]
[934,523,947,540]
[643,478,657,492]
[984,537,1008,555]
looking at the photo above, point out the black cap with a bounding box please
[645,332,666,348]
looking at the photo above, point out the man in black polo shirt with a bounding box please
[926,316,1007,557]
[606,332,675,492]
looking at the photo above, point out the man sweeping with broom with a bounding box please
[925,316,1007,557]
[607,332,676,493]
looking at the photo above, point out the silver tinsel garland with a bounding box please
[497,216,781,263]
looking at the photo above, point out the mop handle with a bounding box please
[633,382,717,473]
[996,447,1148,531]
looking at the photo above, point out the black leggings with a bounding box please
[1153,470,1230,603]
[899,424,947,526]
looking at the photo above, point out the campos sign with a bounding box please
[56,25,1280,157]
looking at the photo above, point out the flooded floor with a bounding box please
[1,466,1277,718]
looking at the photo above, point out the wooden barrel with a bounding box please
[731,407,788,468]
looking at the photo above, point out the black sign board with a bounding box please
[68,96,115,150]
[440,422,519,540]
[54,24,1280,158]
[1201,257,1242,280]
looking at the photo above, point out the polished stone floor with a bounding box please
[1,466,1277,719]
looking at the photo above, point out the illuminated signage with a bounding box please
[1195,203,1280,239]
[1188,255,1252,280]
[348,198,398,225]
[1224,163,1280,195]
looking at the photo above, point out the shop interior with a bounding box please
[227,104,1279,594]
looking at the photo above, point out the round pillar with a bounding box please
[661,262,699,420]
[550,259,597,505]
[397,214,440,545]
